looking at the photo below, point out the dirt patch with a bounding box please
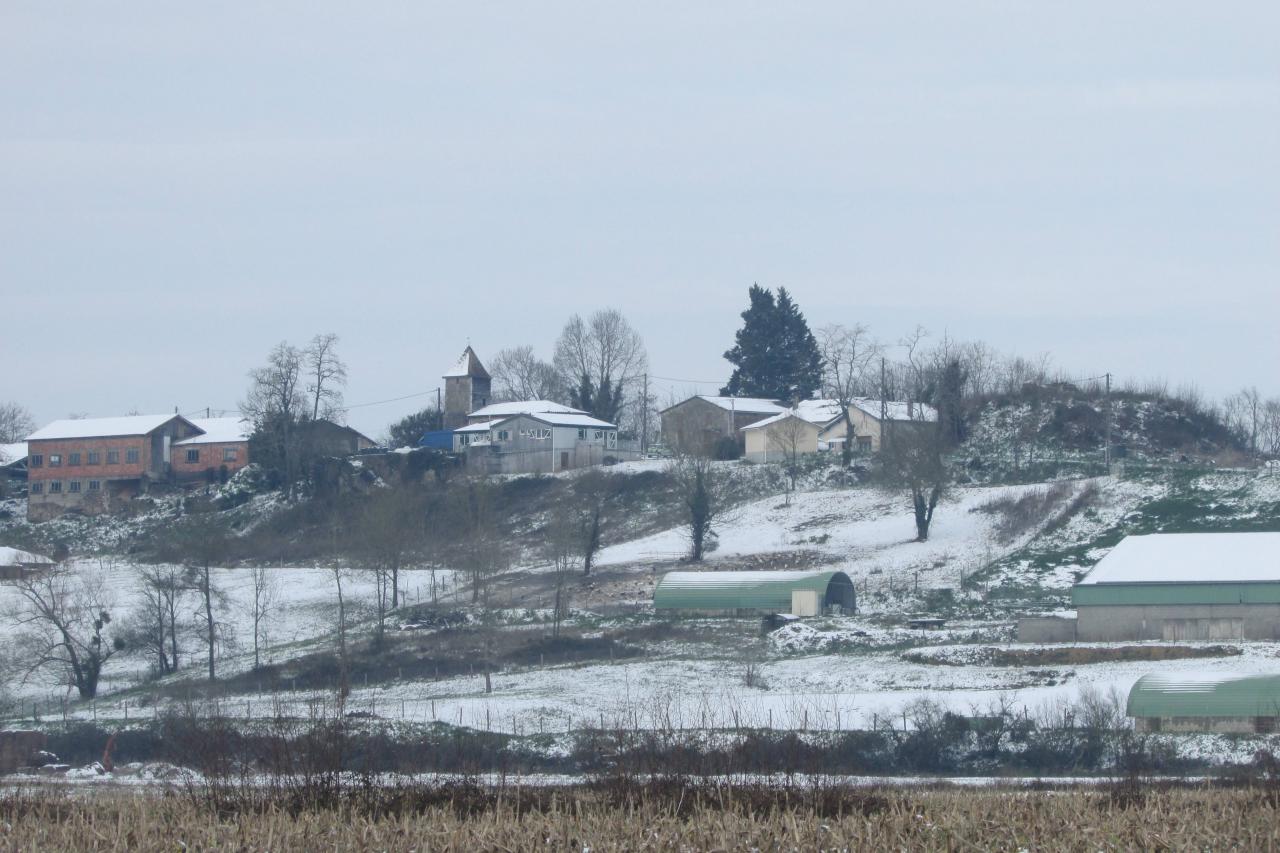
[906,644,1241,667]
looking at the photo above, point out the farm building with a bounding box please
[461,411,622,474]
[1064,532,1280,642]
[171,417,251,483]
[0,546,54,581]
[25,413,205,521]
[740,411,821,463]
[654,570,856,616]
[660,396,786,455]
[1128,672,1280,734]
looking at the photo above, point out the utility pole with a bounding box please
[1104,371,1113,472]
[880,357,889,451]
[640,372,649,454]
[436,387,442,430]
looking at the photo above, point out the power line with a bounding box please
[340,388,441,412]
[647,373,728,386]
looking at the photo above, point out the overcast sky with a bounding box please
[4,2,1277,437]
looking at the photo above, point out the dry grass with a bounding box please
[3,783,1280,851]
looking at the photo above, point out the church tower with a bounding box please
[443,346,491,429]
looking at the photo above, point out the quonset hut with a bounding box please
[1069,533,1280,641]
[654,570,855,616]
[1128,672,1280,734]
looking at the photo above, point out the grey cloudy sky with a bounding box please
[4,2,1277,437]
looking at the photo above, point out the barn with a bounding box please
[1070,532,1280,642]
[654,570,856,616]
[1128,672,1280,734]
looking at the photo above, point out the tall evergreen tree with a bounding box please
[721,284,823,402]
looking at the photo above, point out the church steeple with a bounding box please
[443,346,491,429]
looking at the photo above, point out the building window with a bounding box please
[107,450,119,464]
[186,449,200,463]
[49,454,61,467]
[87,451,101,465]
[856,436,873,453]
[497,430,510,442]
[49,481,62,493]
[88,480,100,491]
[578,429,586,440]
[68,452,81,465]
[30,482,43,494]
[222,447,237,462]
[30,454,42,468]
[126,448,139,464]
[69,481,81,493]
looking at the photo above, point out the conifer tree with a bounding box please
[721,284,823,402]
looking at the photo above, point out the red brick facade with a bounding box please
[170,440,250,481]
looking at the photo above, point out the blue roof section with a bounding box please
[419,430,455,450]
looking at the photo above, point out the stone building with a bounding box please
[443,346,492,430]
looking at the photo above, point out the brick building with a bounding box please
[27,414,202,521]
[171,417,252,483]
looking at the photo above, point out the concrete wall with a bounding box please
[1017,616,1079,643]
[0,731,47,774]
[661,398,775,455]
[1135,716,1274,734]
[743,417,820,463]
[1077,604,1280,641]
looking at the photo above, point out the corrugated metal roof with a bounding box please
[27,414,192,441]
[468,400,584,419]
[174,417,251,445]
[1073,581,1280,607]
[1127,672,1280,718]
[1078,533,1280,585]
[654,570,852,611]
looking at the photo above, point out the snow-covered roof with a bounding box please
[174,417,251,445]
[27,414,192,441]
[1077,533,1280,585]
[522,412,616,429]
[850,398,938,423]
[443,346,490,379]
[795,399,844,425]
[740,410,820,432]
[469,400,586,419]
[692,396,786,415]
[455,421,498,433]
[0,442,27,465]
[0,546,54,567]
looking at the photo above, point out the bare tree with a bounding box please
[767,413,811,503]
[8,566,123,700]
[0,401,35,443]
[1225,386,1263,457]
[134,564,187,676]
[819,324,880,466]
[353,487,424,646]
[489,345,563,402]
[1262,398,1280,458]
[330,564,351,700]
[249,566,280,670]
[553,309,648,423]
[176,516,231,682]
[881,417,948,542]
[241,341,307,496]
[450,477,508,604]
[541,510,579,637]
[668,453,735,561]
[573,469,616,576]
[304,332,348,422]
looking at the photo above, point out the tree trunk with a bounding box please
[841,409,854,467]
[203,566,216,682]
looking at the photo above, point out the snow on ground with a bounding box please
[63,631,1280,739]
[0,560,460,704]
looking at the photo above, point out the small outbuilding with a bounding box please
[654,570,856,616]
[1070,532,1280,641]
[0,546,55,581]
[1128,672,1280,734]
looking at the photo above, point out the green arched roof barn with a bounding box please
[654,569,855,613]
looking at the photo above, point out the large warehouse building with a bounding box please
[654,570,856,616]
[1128,672,1280,733]
[1066,532,1280,642]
